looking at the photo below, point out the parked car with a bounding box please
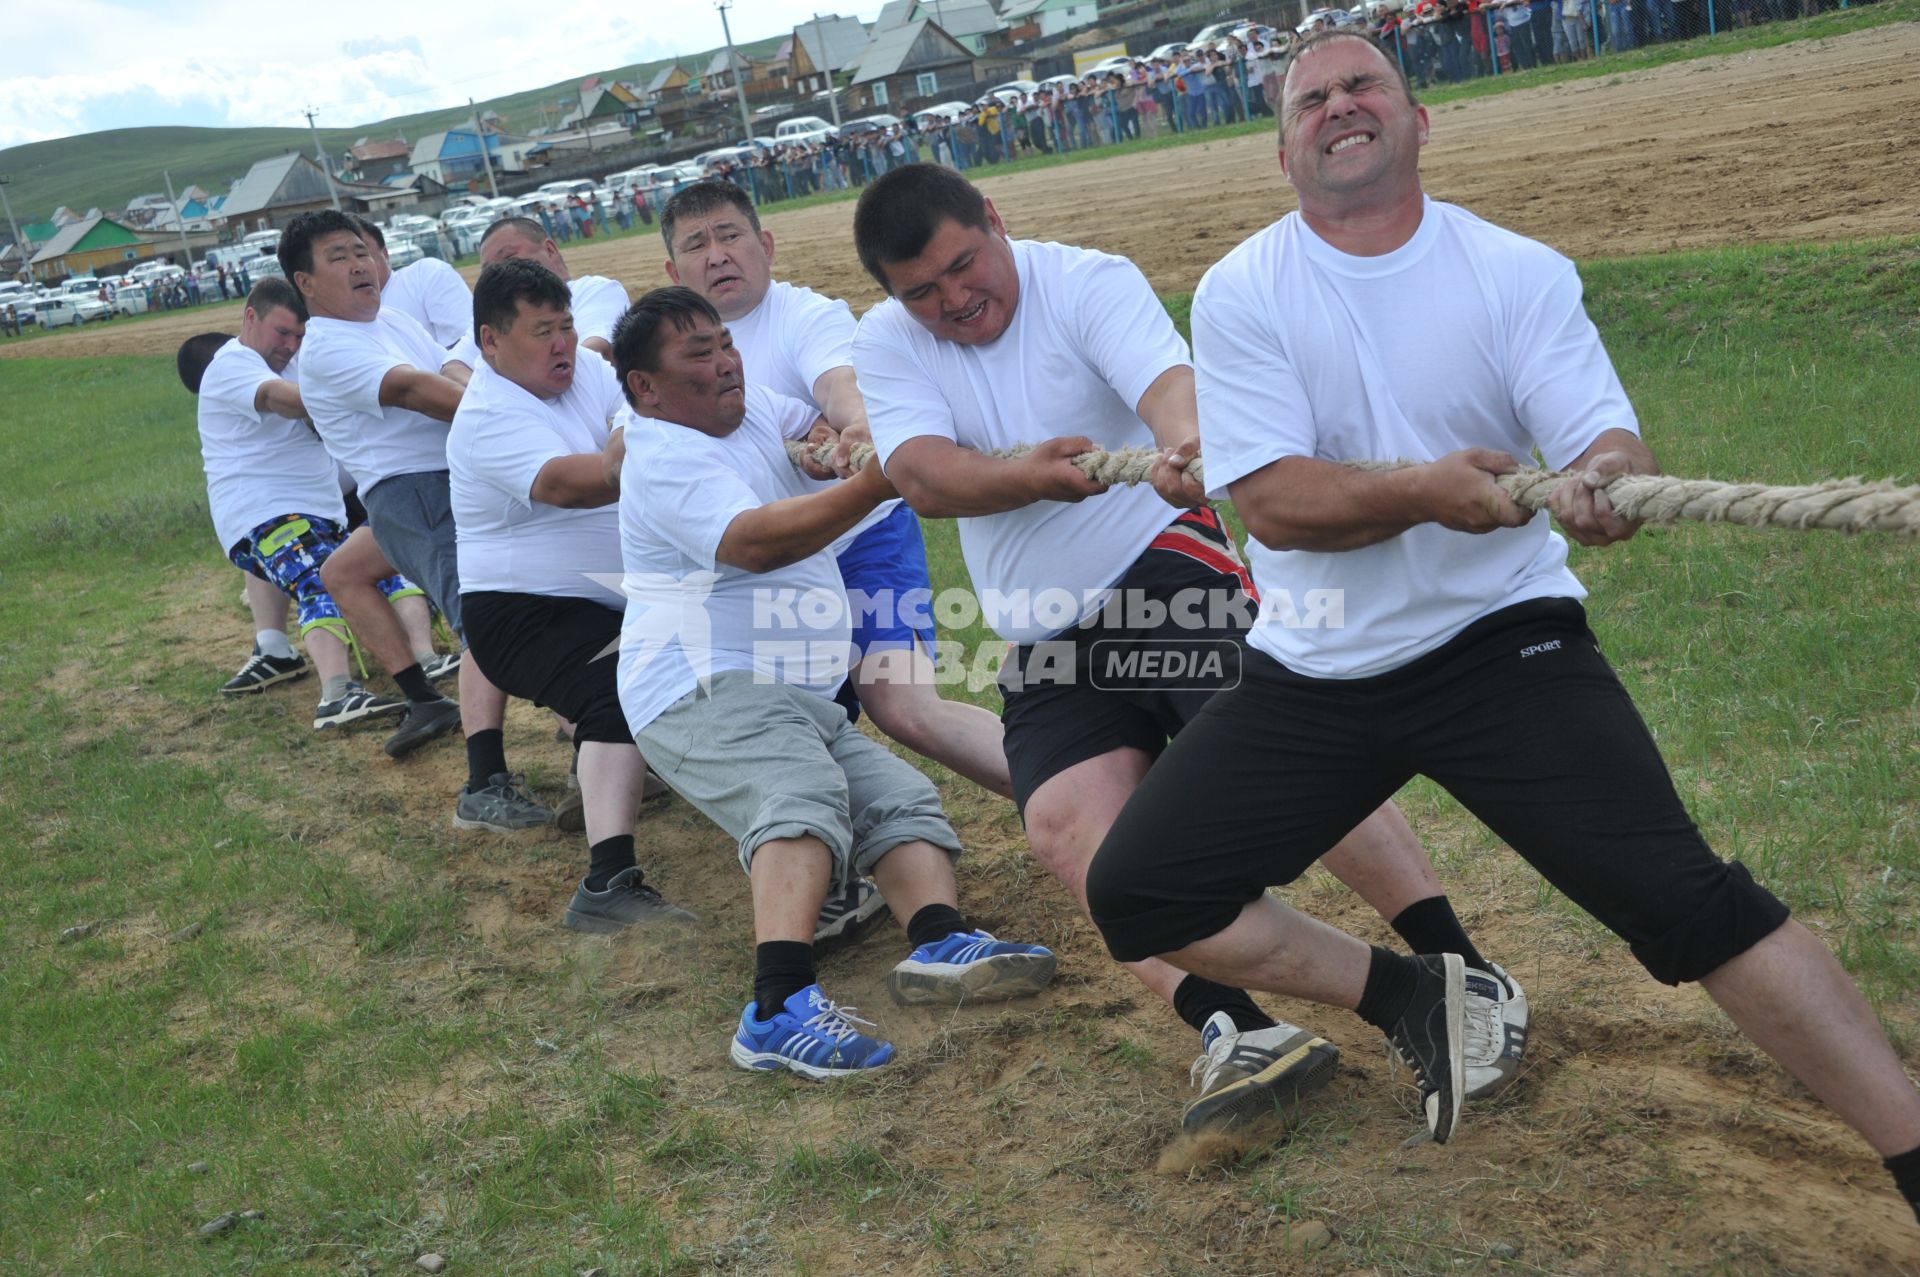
[109,285,149,317]
[837,114,902,136]
[1296,6,1360,32]
[1147,41,1190,61]
[536,179,596,200]
[384,234,426,269]
[1084,55,1136,76]
[1191,18,1248,44]
[986,79,1039,100]
[239,229,282,256]
[246,254,285,280]
[39,287,111,327]
[912,102,973,126]
[775,115,837,145]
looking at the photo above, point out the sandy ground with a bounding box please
[9,22,1918,365]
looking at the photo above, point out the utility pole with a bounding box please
[716,0,756,144]
[469,98,501,198]
[811,13,842,124]
[301,108,342,211]
[160,169,195,269]
[0,175,26,282]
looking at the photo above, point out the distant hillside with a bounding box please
[0,34,786,222]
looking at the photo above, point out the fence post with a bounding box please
[1707,0,1717,34]
[1487,8,1501,74]
[1393,27,1408,78]
[781,159,793,200]
[1593,0,1603,57]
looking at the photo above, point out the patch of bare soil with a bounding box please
[36,552,1920,1274]
[10,25,1919,366]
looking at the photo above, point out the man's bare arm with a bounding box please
[255,379,306,420]
[1132,364,1207,510]
[377,365,464,422]
[715,459,895,573]
[603,425,626,491]
[886,434,1108,519]
[1230,448,1534,552]
[530,454,620,509]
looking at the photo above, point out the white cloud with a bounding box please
[2,0,886,149]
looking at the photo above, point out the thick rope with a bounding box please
[786,441,1920,538]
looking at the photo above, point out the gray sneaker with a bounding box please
[563,867,697,933]
[420,651,462,684]
[313,682,407,731]
[453,772,553,832]
[383,696,461,759]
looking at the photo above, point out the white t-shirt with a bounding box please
[382,257,472,347]
[197,338,345,550]
[1194,198,1636,679]
[616,385,854,732]
[300,308,456,495]
[447,273,630,368]
[728,278,896,545]
[447,354,625,607]
[854,237,1190,643]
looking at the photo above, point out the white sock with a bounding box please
[256,629,297,660]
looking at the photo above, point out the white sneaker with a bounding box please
[1182,1011,1341,1133]
[1462,962,1529,1100]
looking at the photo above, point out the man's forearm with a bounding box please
[1232,457,1433,551]
[716,479,885,573]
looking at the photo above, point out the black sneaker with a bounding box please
[1388,953,1468,1144]
[313,683,408,731]
[383,697,461,759]
[563,867,697,933]
[220,651,308,695]
[812,879,890,957]
[453,772,553,831]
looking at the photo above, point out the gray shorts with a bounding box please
[635,670,960,881]
[361,470,465,640]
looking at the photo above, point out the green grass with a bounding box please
[1,236,1917,1273]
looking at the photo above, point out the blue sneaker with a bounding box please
[886,930,1057,1007]
[729,985,895,1079]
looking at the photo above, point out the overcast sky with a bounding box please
[2,0,882,150]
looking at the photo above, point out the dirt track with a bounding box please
[9,22,1918,365]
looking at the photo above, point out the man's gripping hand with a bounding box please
[1418,448,1533,534]
[798,420,841,481]
[1549,449,1648,547]
[1018,436,1110,504]
[1150,436,1208,510]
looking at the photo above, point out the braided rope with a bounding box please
[785,440,1920,538]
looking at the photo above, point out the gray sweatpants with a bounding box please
[635,670,960,881]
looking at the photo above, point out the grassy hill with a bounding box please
[0,34,787,223]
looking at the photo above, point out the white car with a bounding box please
[40,286,111,326]
[239,229,282,256]
[913,102,972,126]
[775,116,837,145]
[1084,55,1136,76]
[987,79,1038,99]
[1192,19,1247,43]
[1147,41,1190,61]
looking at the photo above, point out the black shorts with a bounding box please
[998,507,1258,813]
[460,590,632,745]
[1085,598,1790,986]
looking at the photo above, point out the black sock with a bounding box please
[465,729,507,791]
[1886,1144,1920,1224]
[1354,945,1422,1034]
[1172,974,1277,1035]
[585,836,636,891]
[1390,896,1492,975]
[393,662,436,704]
[905,903,969,948]
[753,940,816,1021]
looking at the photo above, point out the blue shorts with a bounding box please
[228,514,421,640]
[838,503,936,659]
[830,503,937,724]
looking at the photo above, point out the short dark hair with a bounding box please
[659,179,760,252]
[610,287,722,406]
[480,217,547,252]
[246,277,306,323]
[1281,30,1418,112]
[852,164,991,292]
[351,215,385,249]
[175,331,235,394]
[278,209,363,280]
[472,257,572,338]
